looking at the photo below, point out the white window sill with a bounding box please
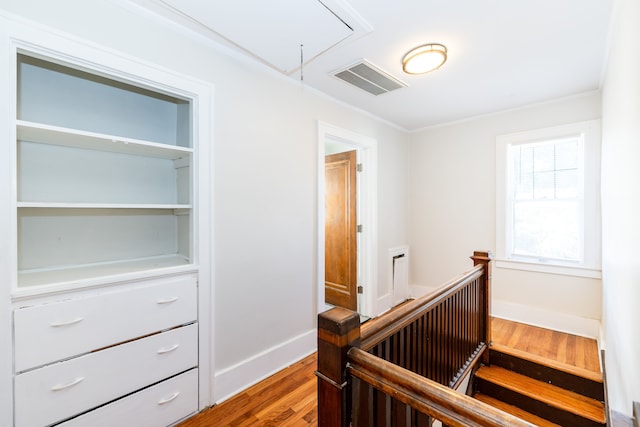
[495,258,602,279]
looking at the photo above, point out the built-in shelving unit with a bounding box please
[2,33,210,426]
[15,53,195,292]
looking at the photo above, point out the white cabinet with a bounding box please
[1,24,213,427]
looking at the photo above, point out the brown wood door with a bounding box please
[325,150,357,311]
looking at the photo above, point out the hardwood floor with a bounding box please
[177,318,600,426]
[491,317,601,373]
[177,353,317,426]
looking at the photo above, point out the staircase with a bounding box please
[473,343,606,427]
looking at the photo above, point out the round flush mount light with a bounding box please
[402,43,447,75]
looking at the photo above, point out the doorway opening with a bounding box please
[317,122,377,318]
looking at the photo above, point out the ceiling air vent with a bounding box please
[333,60,407,95]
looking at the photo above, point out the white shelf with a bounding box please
[17,120,192,160]
[17,202,192,210]
[17,255,193,291]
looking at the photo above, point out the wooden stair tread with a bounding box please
[474,392,562,427]
[491,342,603,383]
[475,365,605,423]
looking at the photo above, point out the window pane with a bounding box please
[533,171,554,199]
[533,144,554,172]
[556,169,578,198]
[520,146,533,174]
[555,140,579,170]
[512,200,580,261]
[512,145,533,200]
[515,172,533,200]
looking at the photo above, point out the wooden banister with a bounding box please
[347,347,536,427]
[317,250,495,426]
[360,265,484,349]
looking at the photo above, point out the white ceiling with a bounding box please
[127,0,613,131]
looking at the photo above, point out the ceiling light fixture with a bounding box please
[402,43,447,75]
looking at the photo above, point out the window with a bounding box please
[509,137,583,262]
[496,121,601,277]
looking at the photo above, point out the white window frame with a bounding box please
[496,120,601,278]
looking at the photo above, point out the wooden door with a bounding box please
[325,150,357,311]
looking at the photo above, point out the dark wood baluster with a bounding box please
[440,303,445,385]
[446,298,453,383]
[418,316,424,375]
[432,307,437,382]
[376,387,388,426]
[463,286,467,359]
[415,410,431,427]
[414,318,418,372]
[437,303,442,383]
[419,317,424,374]
[442,299,448,383]
[351,376,364,427]
[473,282,477,347]
[391,398,408,427]
[468,281,473,351]
[407,323,412,370]
[390,334,397,365]
[455,293,460,381]
[398,328,404,368]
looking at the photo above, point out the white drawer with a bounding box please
[14,323,198,427]
[14,274,197,372]
[58,368,198,427]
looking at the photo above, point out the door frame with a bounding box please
[317,121,377,318]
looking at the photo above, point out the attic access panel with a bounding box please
[161,0,355,74]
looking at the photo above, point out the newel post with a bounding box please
[471,250,493,364]
[316,307,361,426]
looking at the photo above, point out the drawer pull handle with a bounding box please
[157,344,180,354]
[50,317,84,327]
[51,377,85,391]
[158,391,180,405]
[157,297,179,304]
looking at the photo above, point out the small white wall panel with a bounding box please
[390,246,409,306]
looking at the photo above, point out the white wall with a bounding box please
[408,93,602,337]
[0,0,408,405]
[601,0,640,416]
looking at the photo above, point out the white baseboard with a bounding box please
[410,284,432,299]
[213,329,316,404]
[375,292,393,317]
[492,299,600,339]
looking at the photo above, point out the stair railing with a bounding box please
[348,347,534,427]
[317,250,533,426]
